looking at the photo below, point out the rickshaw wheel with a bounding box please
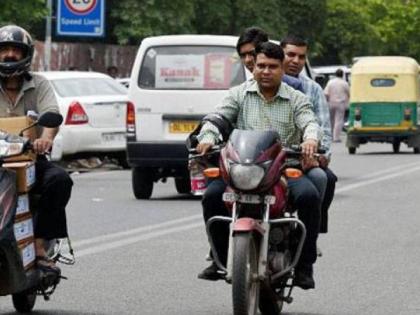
[392,141,400,153]
[348,147,356,154]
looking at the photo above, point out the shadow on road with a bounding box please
[2,311,103,315]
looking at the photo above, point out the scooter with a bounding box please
[190,129,324,315]
[0,112,75,313]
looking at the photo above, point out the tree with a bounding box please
[110,0,195,45]
[315,0,378,65]
[0,0,47,39]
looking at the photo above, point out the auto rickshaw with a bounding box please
[346,56,420,154]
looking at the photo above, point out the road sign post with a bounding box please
[57,0,105,37]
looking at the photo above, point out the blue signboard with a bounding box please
[57,0,105,37]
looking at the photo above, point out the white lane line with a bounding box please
[349,160,420,181]
[72,214,202,247]
[72,163,420,258]
[336,165,420,193]
[76,221,202,257]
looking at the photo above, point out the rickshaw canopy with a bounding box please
[350,56,420,103]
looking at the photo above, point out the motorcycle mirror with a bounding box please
[37,112,63,128]
[19,112,63,136]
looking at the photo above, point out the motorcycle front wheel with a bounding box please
[12,291,36,313]
[232,233,260,315]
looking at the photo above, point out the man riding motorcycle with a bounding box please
[0,25,73,275]
[196,42,324,290]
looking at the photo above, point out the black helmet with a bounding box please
[0,25,34,77]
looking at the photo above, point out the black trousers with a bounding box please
[202,176,321,270]
[320,168,337,233]
[32,157,73,240]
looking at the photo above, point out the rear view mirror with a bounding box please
[37,112,63,128]
[19,112,63,136]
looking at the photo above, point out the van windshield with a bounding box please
[138,46,246,90]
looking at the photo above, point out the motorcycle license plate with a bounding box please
[223,193,276,204]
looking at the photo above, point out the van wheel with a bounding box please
[348,147,356,154]
[175,177,191,194]
[392,140,400,153]
[132,167,153,199]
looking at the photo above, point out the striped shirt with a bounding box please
[198,79,321,147]
[299,74,332,153]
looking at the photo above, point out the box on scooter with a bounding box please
[2,161,36,193]
[0,116,37,162]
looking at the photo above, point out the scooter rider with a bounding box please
[0,25,73,274]
[196,42,324,289]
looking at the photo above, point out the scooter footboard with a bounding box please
[0,240,27,295]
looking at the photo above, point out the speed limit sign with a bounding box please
[57,0,105,37]
[64,0,98,15]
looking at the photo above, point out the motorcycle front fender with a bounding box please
[233,218,265,236]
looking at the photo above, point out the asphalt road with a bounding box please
[1,140,420,315]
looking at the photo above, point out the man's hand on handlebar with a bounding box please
[196,142,213,155]
[33,138,53,154]
[300,138,318,158]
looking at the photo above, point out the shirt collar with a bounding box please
[245,79,291,100]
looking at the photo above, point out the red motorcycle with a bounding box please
[190,129,323,315]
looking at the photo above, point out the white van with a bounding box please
[126,35,247,199]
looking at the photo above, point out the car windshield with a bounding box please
[138,45,246,90]
[50,77,128,97]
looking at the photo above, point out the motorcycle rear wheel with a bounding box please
[232,233,260,315]
[12,291,36,313]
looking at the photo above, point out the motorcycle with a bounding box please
[190,129,324,315]
[0,112,75,313]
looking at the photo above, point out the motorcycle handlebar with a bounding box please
[188,145,222,159]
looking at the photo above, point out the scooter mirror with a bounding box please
[37,112,63,128]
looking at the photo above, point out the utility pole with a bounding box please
[45,0,52,71]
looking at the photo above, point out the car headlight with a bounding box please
[230,164,265,190]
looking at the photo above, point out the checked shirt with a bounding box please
[198,79,321,147]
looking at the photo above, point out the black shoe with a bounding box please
[197,262,224,281]
[293,268,315,290]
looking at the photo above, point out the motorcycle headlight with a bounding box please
[230,164,265,190]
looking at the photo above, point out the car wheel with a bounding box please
[132,167,153,199]
[348,147,356,154]
[117,152,130,169]
[175,177,191,194]
[414,147,420,154]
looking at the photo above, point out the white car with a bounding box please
[37,71,129,165]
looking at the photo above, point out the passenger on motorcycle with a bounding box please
[0,25,73,275]
[237,26,304,92]
[280,34,337,234]
[196,42,324,289]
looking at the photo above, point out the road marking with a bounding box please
[337,164,420,193]
[72,214,202,248]
[76,222,202,257]
[71,164,420,258]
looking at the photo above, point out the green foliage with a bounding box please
[2,0,420,65]
[0,0,47,34]
[110,0,195,45]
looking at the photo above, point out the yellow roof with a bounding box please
[352,56,419,75]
